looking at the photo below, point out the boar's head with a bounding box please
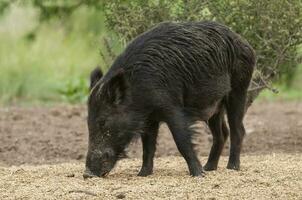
[84,67,136,178]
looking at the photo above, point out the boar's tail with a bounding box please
[230,38,256,92]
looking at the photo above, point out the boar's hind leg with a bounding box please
[204,109,229,171]
[226,90,248,170]
[165,109,203,176]
[138,121,159,177]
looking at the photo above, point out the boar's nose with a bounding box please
[83,169,98,179]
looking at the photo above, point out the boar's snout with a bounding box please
[83,166,111,179]
[83,169,98,179]
[84,149,116,178]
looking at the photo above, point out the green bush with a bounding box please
[105,0,302,86]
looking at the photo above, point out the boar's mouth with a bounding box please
[101,171,110,177]
[83,168,110,179]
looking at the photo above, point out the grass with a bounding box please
[0,28,96,103]
[0,5,121,105]
[259,87,302,101]
[0,5,301,105]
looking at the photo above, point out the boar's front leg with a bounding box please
[165,109,203,176]
[138,121,159,177]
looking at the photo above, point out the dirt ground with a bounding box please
[0,101,301,166]
[0,101,302,199]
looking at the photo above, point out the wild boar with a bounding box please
[83,21,255,178]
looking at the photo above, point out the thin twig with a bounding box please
[258,74,279,93]
[69,189,97,196]
[248,85,267,92]
[103,37,117,61]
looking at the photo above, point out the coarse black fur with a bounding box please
[83,21,255,178]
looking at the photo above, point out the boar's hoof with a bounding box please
[190,168,205,177]
[203,163,218,171]
[188,163,205,177]
[137,168,153,177]
[226,162,240,170]
[191,171,205,177]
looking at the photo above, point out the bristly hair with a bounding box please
[113,117,145,160]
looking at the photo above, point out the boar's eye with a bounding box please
[102,149,115,162]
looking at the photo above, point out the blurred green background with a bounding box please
[0,0,301,105]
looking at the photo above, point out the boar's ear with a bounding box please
[102,69,127,105]
[90,67,103,90]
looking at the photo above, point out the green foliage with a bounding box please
[0,0,11,15]
[104,0,211,42]
[56,77,89,103]
[208,0,302,86]
[0,4,117,105]
[105,0,302,86]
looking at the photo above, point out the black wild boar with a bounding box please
[83,21,255,178]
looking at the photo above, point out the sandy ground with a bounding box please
[0,101,302,199]
[1,154,302,200]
